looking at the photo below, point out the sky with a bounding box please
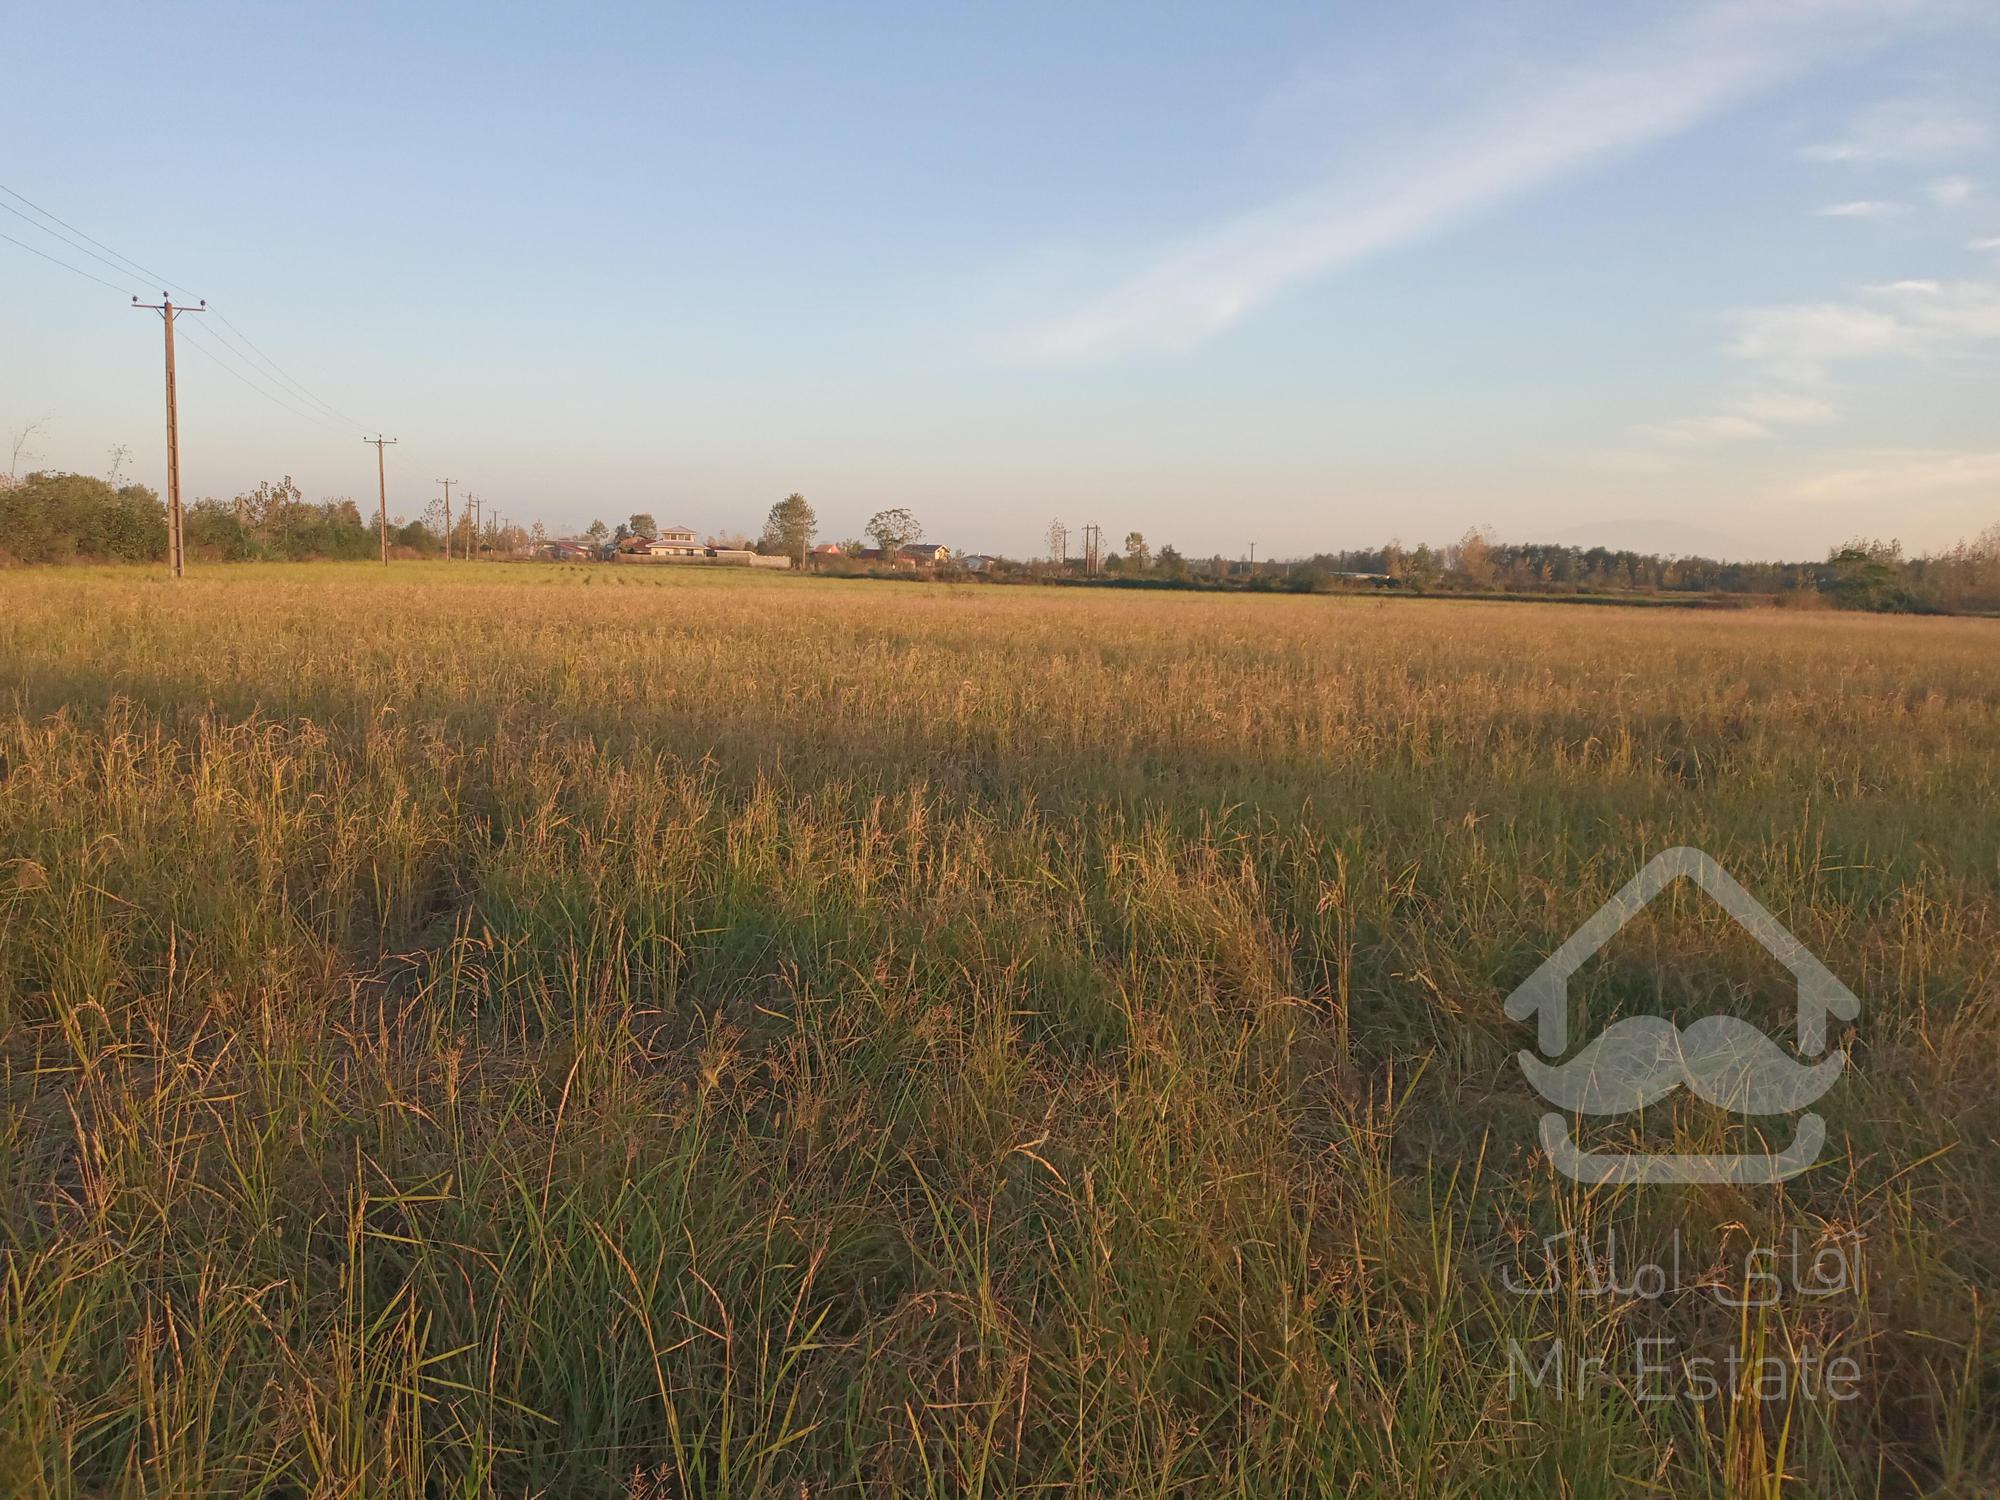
[4,0,1998,561]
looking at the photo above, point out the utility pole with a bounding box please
[363,435,397,565]
[437,478,456,560]
[132,293,206,579]
[467,494,480,558]
[1081,522,1102,575]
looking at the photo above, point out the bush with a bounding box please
[0,472,166,562]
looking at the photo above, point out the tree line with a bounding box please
[0,470,534,564]
[4,466,1996,614]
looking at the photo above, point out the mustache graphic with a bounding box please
[1520,1014,1844,1116]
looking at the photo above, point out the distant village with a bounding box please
[534,517,1006,574]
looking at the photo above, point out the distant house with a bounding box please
[957,554,1002,573]
[811,543,843,557]
[539,538,594,561]
[616,525,705,560]
[645,526,703,558]
[897,543,951,567]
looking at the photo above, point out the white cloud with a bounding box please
[1801,97,1991,163]
[1011,2,1938,362]
[1737,390,1838,425]
[1731,301,1912,370]
[1643,414,1774,444]
[1929,176,1976,204]
[1791,449,2000,502]
[1816,199,1911,218]
[1730,280,2000,378]
[1970,236,2000,251]
[1642,388,1837,447]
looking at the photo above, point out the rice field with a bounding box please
[2,561,1997,1497]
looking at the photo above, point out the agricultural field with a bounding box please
[2,561,1997,1497]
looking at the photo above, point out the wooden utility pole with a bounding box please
[1081,522,1102,575]
[132,293,206,578]
[437,478,456,560]
[364,435,397,564]
[466,493,480,558]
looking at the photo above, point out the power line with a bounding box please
[192,313,361,427]
[0,229,137,294]
[0,200,157,291]
[0,180,192,295]
[176,320,351,434]
[1,179,370,430]
[209,308,363,428]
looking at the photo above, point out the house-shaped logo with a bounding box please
[1505,847,1860,1184]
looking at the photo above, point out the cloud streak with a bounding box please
[1800,96,1990,163]
[1733,280,2000,377]
[1816,199,1910,218]
[1011,2,1932,362]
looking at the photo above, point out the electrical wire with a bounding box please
[176,320,352,435]
[0,228,137,294]
[208,309,364,429]
[0,181,193,295]
[1,179,371,432]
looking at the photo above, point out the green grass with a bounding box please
[2,561,1997,1496]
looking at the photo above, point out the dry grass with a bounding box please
[1,561,1996,1497]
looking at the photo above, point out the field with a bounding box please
[2,561,1997,1498]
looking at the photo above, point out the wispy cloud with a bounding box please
[1642,414,1778,445]
[1732,279,2000,379]
[1645,281,1997,444]
[1800,96,1990,163]
[1928,175,1976,204]
[1816,199,1911,218]
[1011,2,1932,362]
[1642,389,1837,447]
[1791,448,2000,502]
[1738,390,1839,425]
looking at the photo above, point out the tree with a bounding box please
[763,492,818,567]
[7,414,50,482]
[586,519,608,543]
[629,513,657,539]
[1822,538,1910,611]
[1123,531,1150,571]
[1156,543,1188,582]
[1452,526,1496,587]
[866,507,921,559]
[1405,544,1442,590]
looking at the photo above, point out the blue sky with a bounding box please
[4,0,1997,559]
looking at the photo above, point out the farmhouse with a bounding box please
[644,526,703,558]
[615,526,705,560]
[897,543,952,567]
